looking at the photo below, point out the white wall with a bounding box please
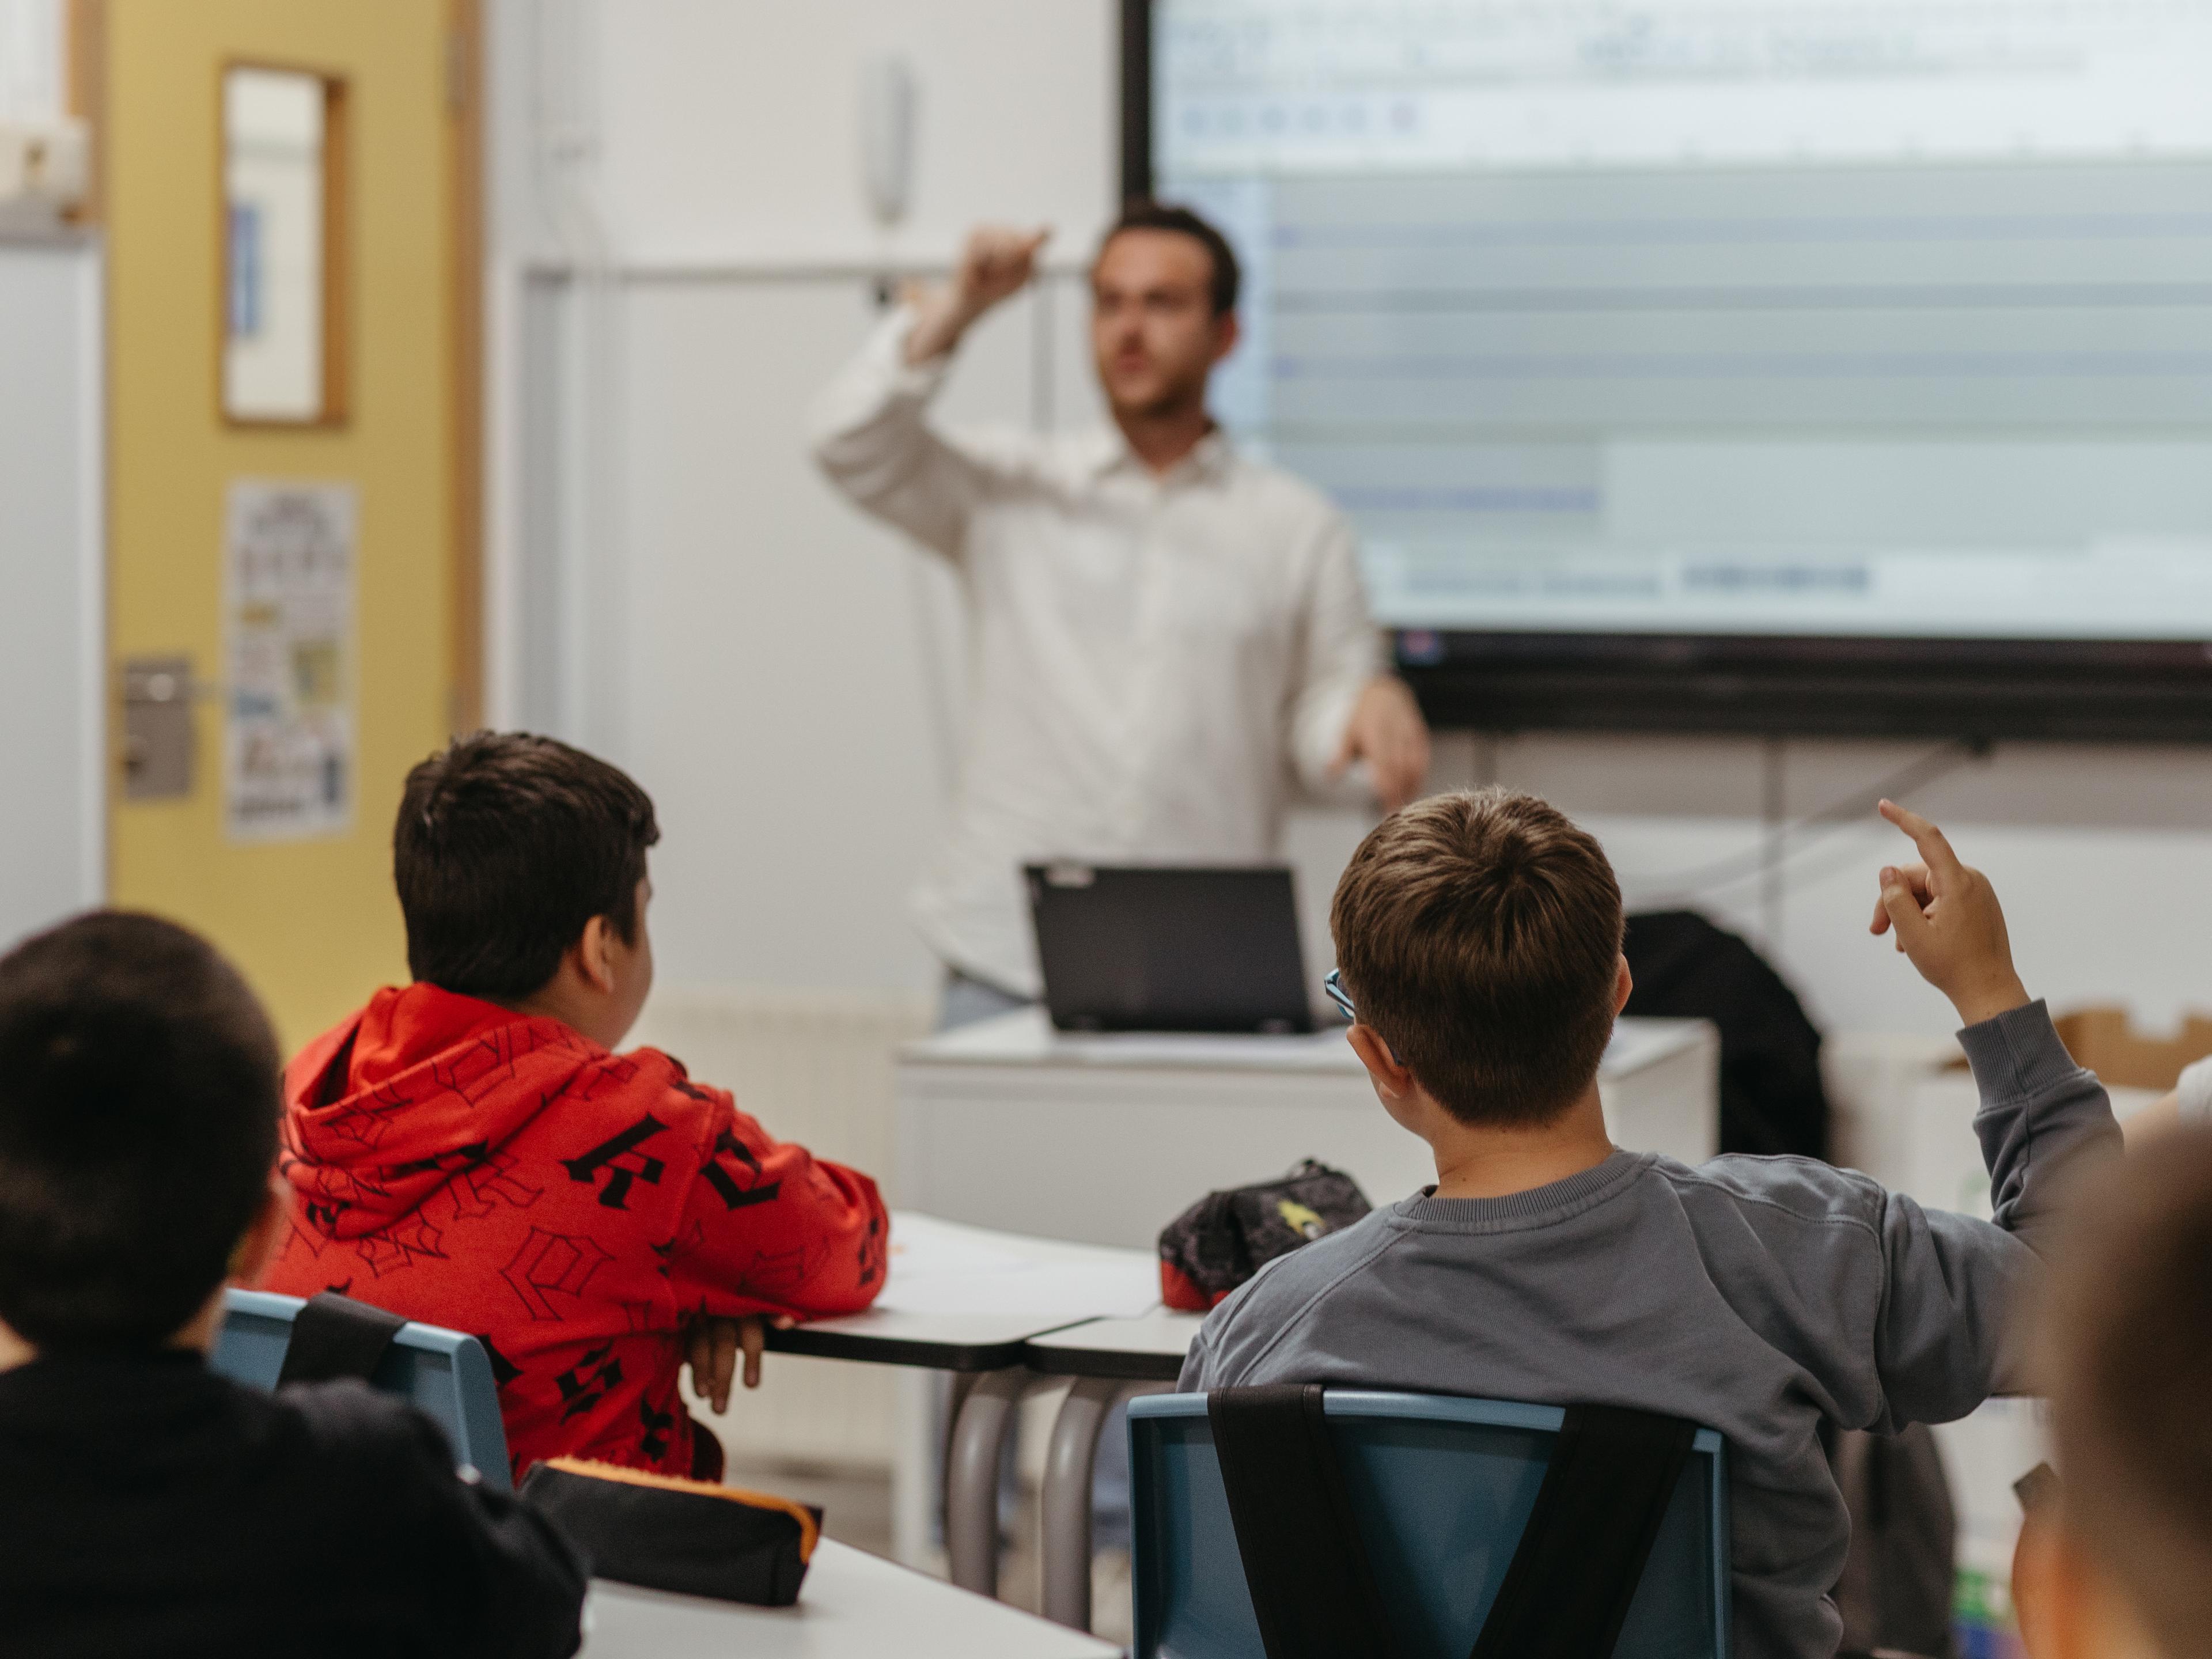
[0,236,104,949]
[594,0,1117,267]
[493,1,2212,1039]
[0,0,65,124]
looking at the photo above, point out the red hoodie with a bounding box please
[260,983,888,1483]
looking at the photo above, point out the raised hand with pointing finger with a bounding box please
[903,224,1052,366]
[1868,798,2031,1027]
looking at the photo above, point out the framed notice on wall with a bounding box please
[224,479,356,842]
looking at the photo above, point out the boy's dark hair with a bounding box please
[2044,1130,2212,1656]
[1100,199,1241,315]
[0,912,280,1350]
[1330,789,1625,1127]
[395,732,660,1001]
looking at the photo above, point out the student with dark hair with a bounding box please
[1180,788,2120,1659]
[2012,1129,2212,1659]
[0,911,585,1657]
[260,732,888,1483]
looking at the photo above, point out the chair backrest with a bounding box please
[213,1288,513,1491]
[1128,1391,1729,1659]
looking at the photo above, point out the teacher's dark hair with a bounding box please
[0,911,281,1350]
[395,732,660,1000]
[1100,199,1241,316]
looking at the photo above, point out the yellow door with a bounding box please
[93,0,480,1051]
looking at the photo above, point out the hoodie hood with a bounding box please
[281,982,606,1240]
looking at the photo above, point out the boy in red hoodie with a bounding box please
[262,733,888,1484]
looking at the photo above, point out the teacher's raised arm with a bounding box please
[810,201,1431,1028]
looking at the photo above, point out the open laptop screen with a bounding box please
[1026,863,1315,1035]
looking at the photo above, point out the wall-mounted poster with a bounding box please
[225,479,355,842]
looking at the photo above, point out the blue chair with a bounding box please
[213,1287,513,1491]
[1128,1391,1729,1659]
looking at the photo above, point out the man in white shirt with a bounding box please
[811,202,1431,1021]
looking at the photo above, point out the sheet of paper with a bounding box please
[225,479,356,842]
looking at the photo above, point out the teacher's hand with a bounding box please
[1336,677,1430,812]
[904,224,1052,365]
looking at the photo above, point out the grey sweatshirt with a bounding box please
[1178,1000,2119,1659]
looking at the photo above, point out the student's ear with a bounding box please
[228,1175,289,1286]
[1347,1022,1415,1101]
[1613,955,1634,1016]
[573,914,618,997]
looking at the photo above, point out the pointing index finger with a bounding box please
[1878,798,1962,878]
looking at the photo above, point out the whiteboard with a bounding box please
[0,234,103,948]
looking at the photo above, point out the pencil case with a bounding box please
[520,1457,820,1605]
[1158,1158,1373,1310]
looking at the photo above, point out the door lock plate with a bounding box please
[121,654,198,800]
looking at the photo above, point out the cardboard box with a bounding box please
[2050,1006,2212,1091]
[1938,1006,2212,1092]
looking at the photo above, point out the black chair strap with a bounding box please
[1465,1403,1699,1659]
[1209,1383,1397,1659]
[275,1291,407,1387]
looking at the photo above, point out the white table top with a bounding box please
[1025,1309,1204,1382]
[903,1007,1710,1078]
[767,1212,1160,1371]
[581,1541,1119,1658]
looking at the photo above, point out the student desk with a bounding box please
[895,1010,1722,1250]
[760,1213,1159,1594]
[579,1541,1119,1658]
[1024,1311,1206,1631]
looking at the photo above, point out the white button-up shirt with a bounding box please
[810,310,1384,996]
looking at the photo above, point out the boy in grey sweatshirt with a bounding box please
[1179,790,2118,1659]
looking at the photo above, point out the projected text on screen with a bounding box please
[1156,0,2212,639]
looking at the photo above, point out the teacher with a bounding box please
[810,201,1431,1027]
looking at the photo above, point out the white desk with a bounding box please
[896,1011,1720,1249]
[1027,1310,1203,1385]
[581,1542,1119,1658]
[767,1213,1157,1372]
[760,1213,1159,1594]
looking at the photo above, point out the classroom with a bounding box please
[2,3,2209,1657]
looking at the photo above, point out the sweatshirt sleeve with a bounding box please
[1287,509,1388,794]
[663,1094,890,1322]
[407,1423,590,1659]
[806,306,985,561]
[1867,999,2120,1421]
[302,1382,588,1658]
[1176,1319,1218,1392]
[1957,998,2121,1256]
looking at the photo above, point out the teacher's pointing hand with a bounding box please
[1336,677,1431,812]
[904,224,1052,365]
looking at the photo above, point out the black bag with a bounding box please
[520,1458,820,1606]
[1159,1160,1372,1310]
[1623,910,1830,1158]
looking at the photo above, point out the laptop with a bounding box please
[1024,863,1315,1035]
